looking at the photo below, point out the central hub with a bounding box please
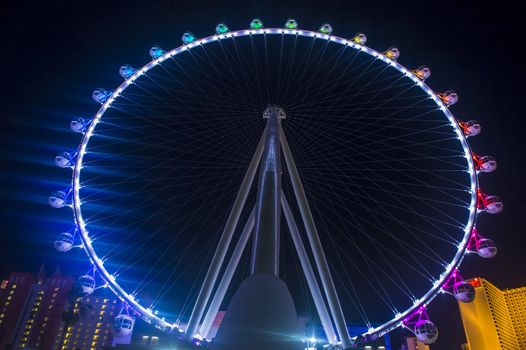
[263,104,286,119]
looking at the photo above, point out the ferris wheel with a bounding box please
[49,18,502,348]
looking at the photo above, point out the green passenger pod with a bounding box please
[284,19,298,30]
[319,24,333,35]
[250,18,264,29]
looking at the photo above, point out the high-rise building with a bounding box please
[507,285,526,348]
[55,296,124,350]
[458,277,526,350]
[0,269,131,350]
[398,336,429,350]
[0,272,35,349]
[0,269,75,349]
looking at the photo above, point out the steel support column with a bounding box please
[281,193,338,345]
[250,105,285,275]
[199,207,256,339]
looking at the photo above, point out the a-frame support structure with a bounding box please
[184,106,353,349]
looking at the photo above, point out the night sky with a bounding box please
[1,1,525,349]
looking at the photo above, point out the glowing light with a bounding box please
[182,32,196,44]
[319,24,333,35]
[250,19,263,29]
[284,19,298,30]
[215,23,229,35]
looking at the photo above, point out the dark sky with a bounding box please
[1,1,525,349]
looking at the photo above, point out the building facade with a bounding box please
[0,269,75,349]
[398,336,429,350]
[55,296,123,350]
[0,272,36,349]
[458,277,526,350]
[0,270,130,350]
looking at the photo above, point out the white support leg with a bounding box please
[281,192,338,345]
[185,130,266,340]
[199,207,256,339]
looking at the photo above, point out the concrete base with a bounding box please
[211,273,302,350]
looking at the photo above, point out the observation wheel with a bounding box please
[49,19,502,348]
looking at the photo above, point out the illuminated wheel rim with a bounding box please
[70,28,478,340]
